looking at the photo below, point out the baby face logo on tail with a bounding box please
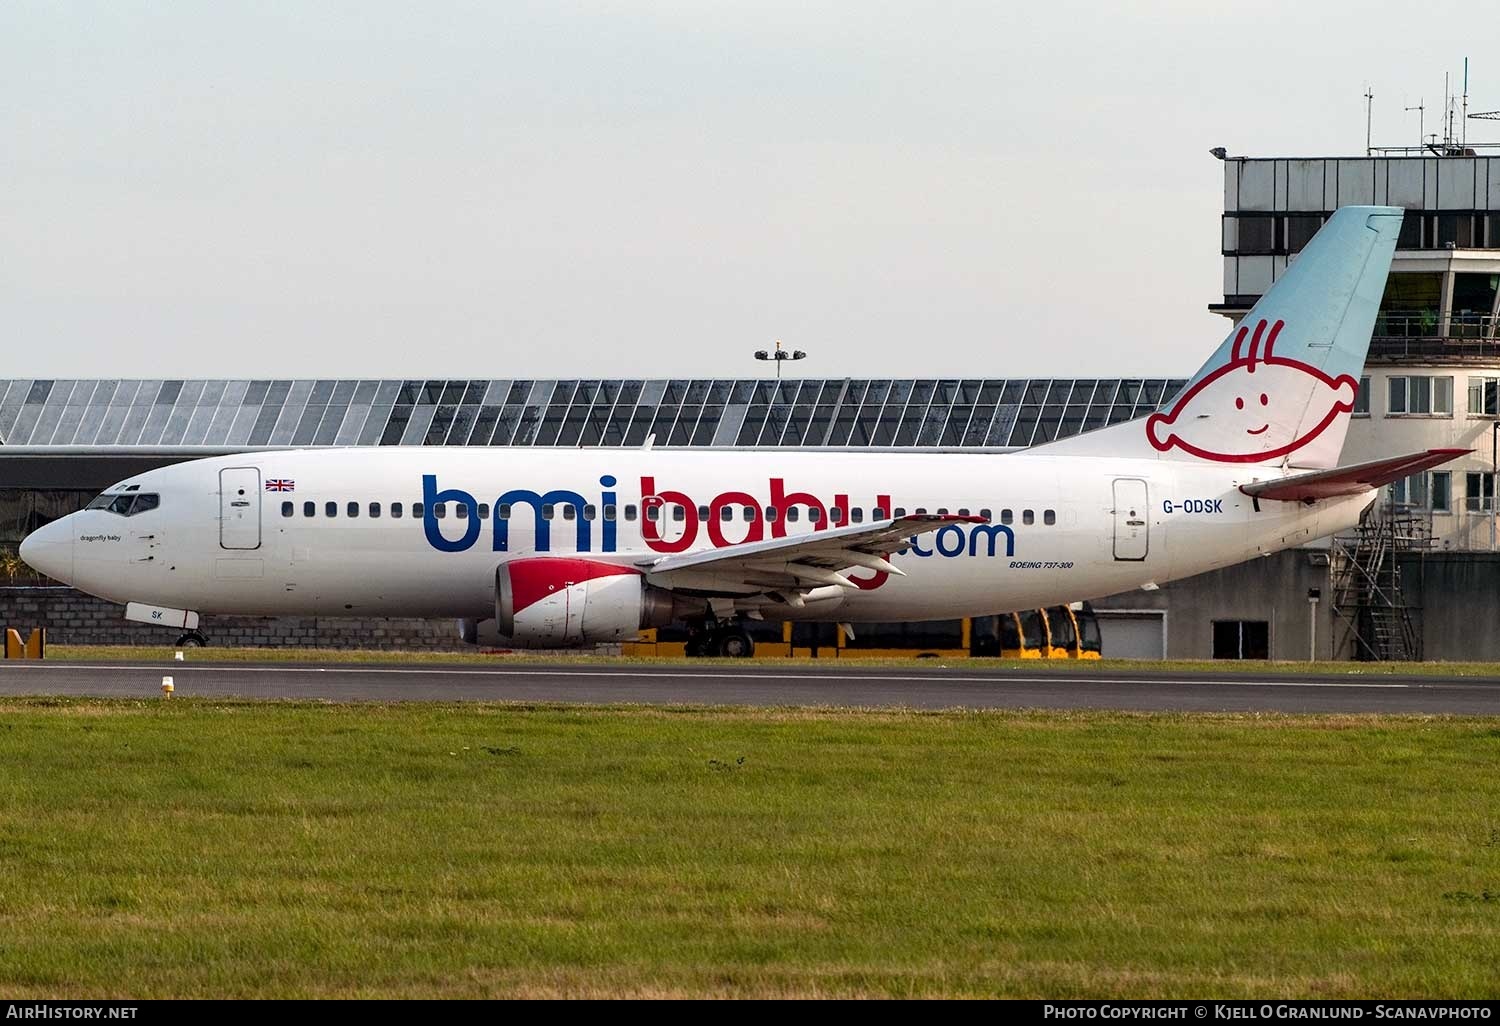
[1145,319,1358,464]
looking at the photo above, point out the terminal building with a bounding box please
[4,152,1500,659]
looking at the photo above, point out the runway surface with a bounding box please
[3,660,1500,713]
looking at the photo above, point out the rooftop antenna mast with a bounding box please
[1364,84,1375,155]
[1445,72,1456,149]
[1462,57,1469,147]
[1404,98,1424,147]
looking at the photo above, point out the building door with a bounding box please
[219,468,262,550]
[1096,611,1166,659]
[1212,620,1269,659]
[1112,478,1149,561]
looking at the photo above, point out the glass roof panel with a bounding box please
[917,406,949,446]
[445,406,477,445]
[7,404,42,444]
[425,406,456,445]
[359,404,395,445]
[176,380,205,407]
[400,405,438,444]
[136,403,174,446]
[466,406,500,446]
[82,404,128,446]
[335,405,372,445]
[691,407,722,446]
[158,401,197,445]
[223,404,261,446]
[963,406,996,445]
[199,402,240,446]
[291,404,326,446]
[946,405,975,445]
[180,406,217,446]
[49,400,91,446]
[266,382,312,445]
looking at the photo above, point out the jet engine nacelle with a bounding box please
[493,557,682,648]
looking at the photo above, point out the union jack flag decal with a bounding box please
[265,479,295,492]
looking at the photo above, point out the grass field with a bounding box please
[44,644,1500,677]
[1,700,1498,998]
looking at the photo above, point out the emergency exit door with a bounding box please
[1112,478,1149,561]
[220,468,262,550]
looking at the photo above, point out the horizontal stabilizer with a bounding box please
[1239,449,1469,502]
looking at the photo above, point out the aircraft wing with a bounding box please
[1240,448,1469,502]
[636,514,986,594]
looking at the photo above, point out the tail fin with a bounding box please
[1038,205,1403,469]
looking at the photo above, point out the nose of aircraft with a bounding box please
[18,519,74,585]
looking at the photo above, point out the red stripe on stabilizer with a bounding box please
[1241,448,1471,502]
[506,558,639,614]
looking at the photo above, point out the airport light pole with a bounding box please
[1307,588,1321,661]
[754,340,806,380]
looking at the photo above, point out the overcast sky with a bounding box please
[1,2,1485,379]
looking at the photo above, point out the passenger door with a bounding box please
[220,468,262,550]
[1112,478,1149,561]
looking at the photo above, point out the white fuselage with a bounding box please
[29,447,1372,626]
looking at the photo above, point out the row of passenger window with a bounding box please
[279,501,1060,526]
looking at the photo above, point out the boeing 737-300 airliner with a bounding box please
[19,206,1465,655]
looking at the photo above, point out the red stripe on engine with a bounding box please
[507,558,640,614]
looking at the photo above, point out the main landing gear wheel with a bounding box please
[174,630,208,648]
[716,629,754,659]
[685,623,755,658]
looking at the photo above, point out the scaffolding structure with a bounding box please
[1329,504,1433,661]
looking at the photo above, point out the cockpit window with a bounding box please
[87,492,160,516]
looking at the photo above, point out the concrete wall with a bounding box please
[0,586,467,650]
[1402,551,1500,660]
[1091,550,1336,660]
[1091,548,1500,663]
